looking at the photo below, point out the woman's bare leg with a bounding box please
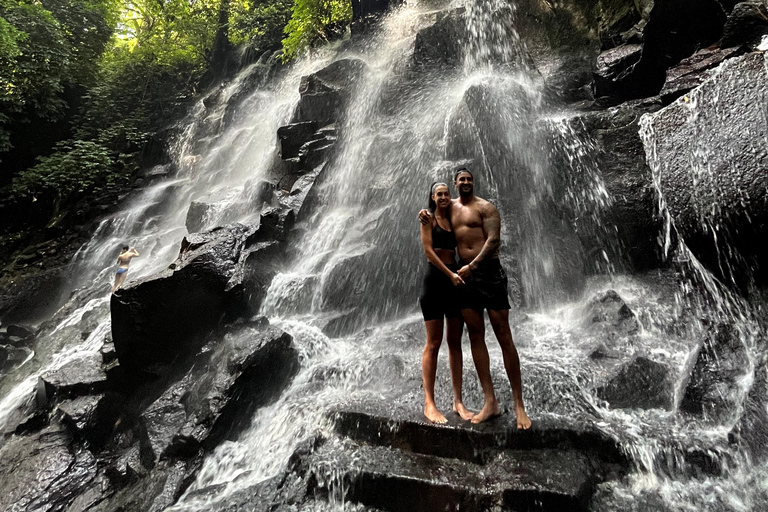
[445,316,474,420]
[423,319,447,424]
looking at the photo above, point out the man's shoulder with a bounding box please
[474,196,498,214]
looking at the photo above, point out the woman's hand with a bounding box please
[450,273,465,286]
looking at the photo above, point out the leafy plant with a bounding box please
[282,0,351,60]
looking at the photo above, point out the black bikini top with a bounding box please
[432,222,457,251]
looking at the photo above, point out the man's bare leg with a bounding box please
[422,319,448,424]
[111,273,126,294]
[462,308,500,424]
[488,309,531,429]
[445,316,474,420]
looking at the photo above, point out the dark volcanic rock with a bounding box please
[111,224,254,375]
[680,323,750,422]
[730,355,768,459]
[0,266,67,324]
[412,8,466,67]
[659,46,743,101]
[277,121,319,159]
[287,407,629,512]
[604,0,728,101]
[140,323,298,462]
[0,423,98,512]
[593,44,643,99]
[722,2,768,49]
[569,99,662,271]
[37,354,107,407]
[597,356,674,410]
[583,289,640,337]
[641,52,768,287]
[292,59,369,126]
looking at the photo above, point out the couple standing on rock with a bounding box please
[418,169,531,429]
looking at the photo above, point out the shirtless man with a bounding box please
[111,245,139,293]
[420,169,531,428]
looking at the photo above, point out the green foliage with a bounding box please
[11,139,116,200]
[230,0,292,53]
[282,0,351,60]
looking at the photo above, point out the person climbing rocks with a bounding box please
[419,168,531,429]
[111,245,139,293]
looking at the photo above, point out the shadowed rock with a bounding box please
[283,406,629,512]
[722,2,768,49]
[292,59,369,126]
[111,224,254,375]
[583,289,640,337]
[681,323,750,422]
[597,356,674,410]
[641,52,768,287]
[37,354,107,408]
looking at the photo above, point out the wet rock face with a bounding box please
[722,2,768,49]
[641,52,768,287]
[583,289,640,337]
[0,267,67,324]
[271,407,630,512]
[111,225,254,375]
[292,59,369,126]
[681,323,750,422]
[576,100,663,270]
[730,355,768,460]
[412,8,466,67]
[602,0,728,101]
[597,356,674,410]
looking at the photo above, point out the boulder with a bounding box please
[729,355,768,460]
[658,46,744,101]
[277,121,319,159]
[596,356,674,410]
[0,345,33,376]
[138,323,298,462]
[412,8,466,68]
[721,2,768,49]
[603,0,728,101]
[593,44,642,99]
[37,354,108,408]
[0,423,98,512]
[286,406,629,511]
[111,224,255,375]
[640,52,768,287]
[575,100,663,270]
[583,289,640,336]
[680,323,750,422]
[56,394,104,435]
[292,59,369,126]
[0,266,67,324]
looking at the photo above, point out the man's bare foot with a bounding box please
[453,401,475,421]
[515,405,532,430]
[470,400,501,424]
[424,403,448,424]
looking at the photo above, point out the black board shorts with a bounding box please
[458,258,511,311]
[419,263,462,321]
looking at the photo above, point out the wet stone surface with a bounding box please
[279,405,630,512]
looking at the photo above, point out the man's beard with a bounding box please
[458,186,473,198]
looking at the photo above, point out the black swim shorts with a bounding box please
[419,263,462,321]
[458,258,511,311]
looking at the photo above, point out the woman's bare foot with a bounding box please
[470,399,501,424]
[453,401,475,421]
[515,405,532,430]
[424,403,448,424]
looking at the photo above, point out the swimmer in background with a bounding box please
[111,245,139,293]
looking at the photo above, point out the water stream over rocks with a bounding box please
[1,0,768,510]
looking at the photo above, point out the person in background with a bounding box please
[419,182,475,424]
[111,245,139,293]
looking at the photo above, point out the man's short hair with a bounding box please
[454,167,473,180]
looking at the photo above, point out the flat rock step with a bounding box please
[329,407,629,467]
[304,439,597,512]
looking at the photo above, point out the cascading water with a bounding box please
[2,0,766,510]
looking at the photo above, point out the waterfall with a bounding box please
[2,0,766,510]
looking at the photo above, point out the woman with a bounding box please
[419,182,474,423]
[111,245,139,293]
